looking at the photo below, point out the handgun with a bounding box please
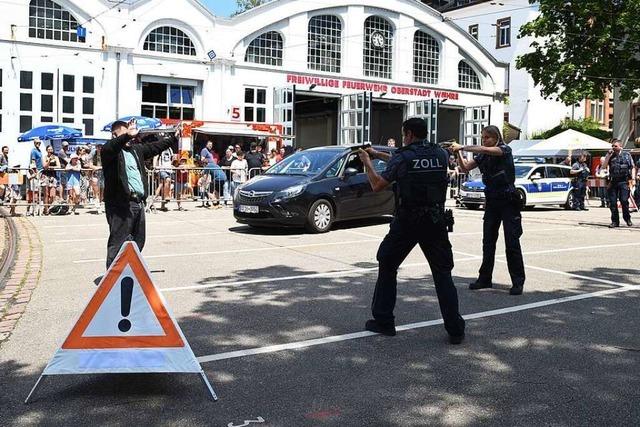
[439,139,456,150]
[351,142,372,151]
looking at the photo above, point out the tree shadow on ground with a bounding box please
[1,267,638,426]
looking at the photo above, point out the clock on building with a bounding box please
[370,31,386,49]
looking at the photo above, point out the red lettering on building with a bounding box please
[286,74,460,100]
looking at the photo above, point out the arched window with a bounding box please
[143,26,196,56]
[363,16,394,79]
[413,31,439,84]
[28,0,84,42]
[308,15,342,73]
[245,31,283,66]
[458,61,481,90]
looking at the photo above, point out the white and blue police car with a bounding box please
[459,163,575,210]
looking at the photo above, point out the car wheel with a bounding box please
[564,191,575,210]
[516,190,527,210]
[306,199,334,233]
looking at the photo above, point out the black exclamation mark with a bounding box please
[118,277,133,333]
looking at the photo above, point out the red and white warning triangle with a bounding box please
[43,242,202,375]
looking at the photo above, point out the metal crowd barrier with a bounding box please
[145,166,267,211]
[0,165,269,216]
[0,166,103,216]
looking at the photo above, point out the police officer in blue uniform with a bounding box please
[570,153,590,211]
[357,118,465,344]
[451,125,525,295]
[602,139,636,227]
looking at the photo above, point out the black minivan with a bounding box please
[233,145,395,232]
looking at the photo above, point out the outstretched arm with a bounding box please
[358,149,390,192]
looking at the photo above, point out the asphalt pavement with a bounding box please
[1,201,638,426]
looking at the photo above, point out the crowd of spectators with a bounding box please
[146,140,287,212]
[0,139,105,216]
[0,138,291,216]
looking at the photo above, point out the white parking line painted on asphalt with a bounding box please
[195,286,635,363]
[452,250,632,289]
[50,231,230,244]
[41,218,231,229]
[72,238,382,264]
[160,256,481,292]
[344,227,586,240]
[509,242,640,257]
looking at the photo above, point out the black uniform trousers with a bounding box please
[478,197,526,288]
[372,214,465,337]
[105,200,146,269]
[573,181,587,209]
[607,181,631,225]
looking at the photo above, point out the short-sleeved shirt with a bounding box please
[609,151,634,181]
[58,149,70,168]
[572,161,589,182]
[380,149,404,184]
[474,144,516,196]
[157,148,173,170]
[30,148,43,171]
[200,148,214,165]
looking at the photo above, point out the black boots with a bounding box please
[469,280,493,290]
[365,319,396,336]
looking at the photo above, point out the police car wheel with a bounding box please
[516,190,527,210]
[564,191,575,210]
[306,199,334,233]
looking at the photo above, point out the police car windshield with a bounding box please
[515,165,532,178]
[266,150,341,176]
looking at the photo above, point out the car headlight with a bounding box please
[275,184,306,200]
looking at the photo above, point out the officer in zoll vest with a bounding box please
[450,125,525,295]
[602,139,636,227]
[357,117,465,345]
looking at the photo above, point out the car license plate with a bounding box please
[468,192,483,199]
[239,205,259,214]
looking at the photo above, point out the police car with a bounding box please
[459,163,574,210]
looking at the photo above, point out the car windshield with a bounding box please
[515,165,532,178]
[266,150,342,175]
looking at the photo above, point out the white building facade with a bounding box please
[0,0,508,161]
[443,0,583,138]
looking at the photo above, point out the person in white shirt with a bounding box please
[153,147,174,211]
[230,151,248,198]
[595,155,610,208]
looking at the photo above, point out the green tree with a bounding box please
[530,117,613,140]
[236,0,269,14]
[516,0,640,104]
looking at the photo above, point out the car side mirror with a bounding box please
[343,167,358,179]
[531,173,542,180]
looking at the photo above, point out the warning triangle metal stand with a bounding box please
[25,242,218,404]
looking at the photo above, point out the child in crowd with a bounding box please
[66,153,82,215]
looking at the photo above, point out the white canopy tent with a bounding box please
[527,129,611,155]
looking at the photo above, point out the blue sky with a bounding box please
[200,0,238,17]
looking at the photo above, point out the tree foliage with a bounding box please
[235,0,269,14]
[530,118,613,140]
[516,0,640,104]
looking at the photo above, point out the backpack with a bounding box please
[49,202,69,216]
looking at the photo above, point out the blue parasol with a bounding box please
[102,116,162,132]
[17,125,83,142]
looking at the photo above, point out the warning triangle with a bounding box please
[62,242,183,349]
[28,242,218,402]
